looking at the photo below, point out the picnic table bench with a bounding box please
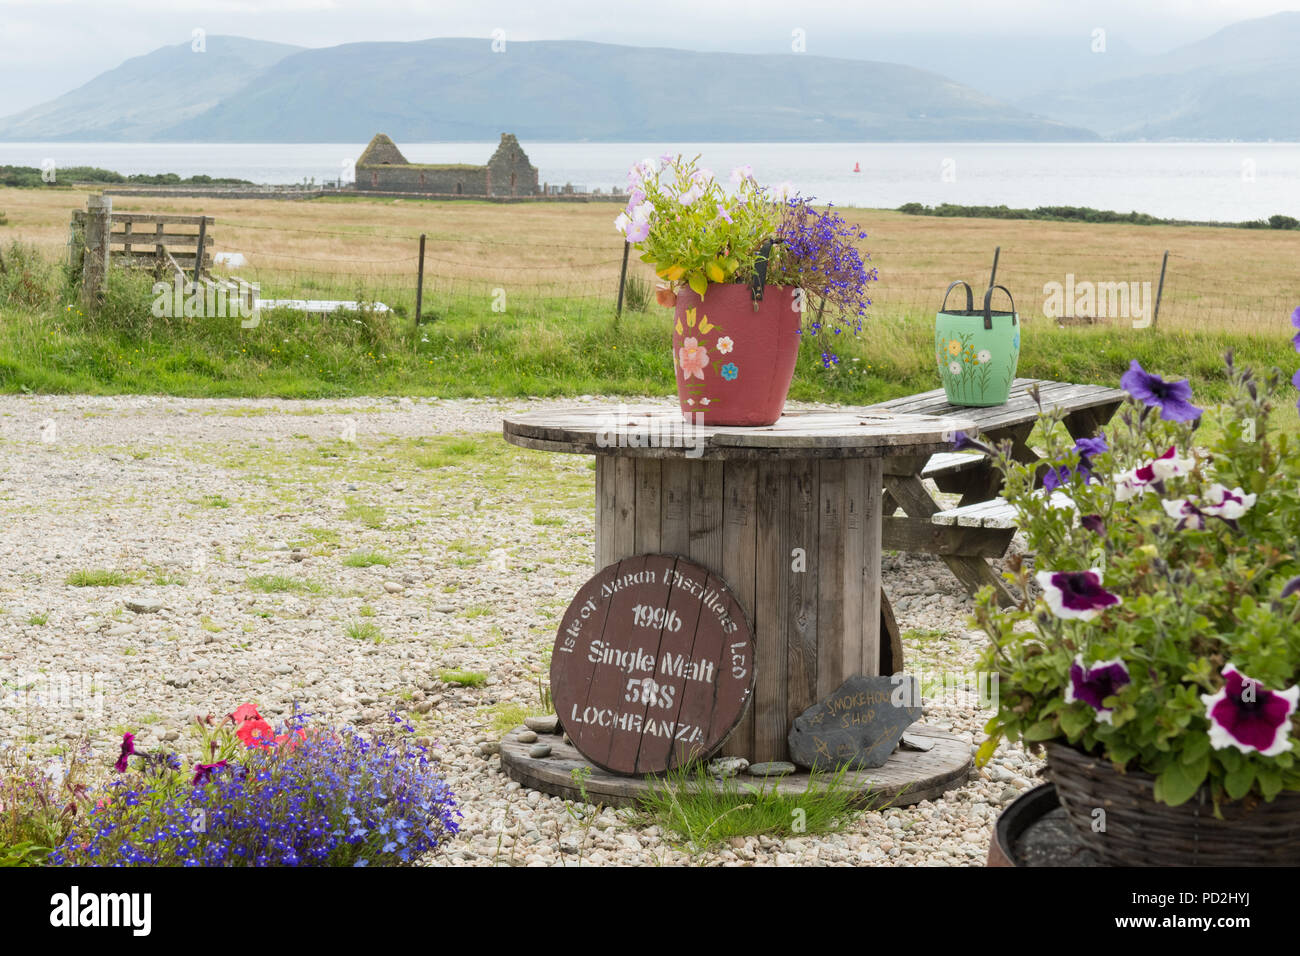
[869,378,1127,607]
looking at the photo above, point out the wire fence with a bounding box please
[64,203,1293,333]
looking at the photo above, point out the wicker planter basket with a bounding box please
[1045,742,1300,866]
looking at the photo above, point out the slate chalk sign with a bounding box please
[551,554,756,776]
[787,674,922,771]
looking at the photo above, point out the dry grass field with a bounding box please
[3,186,1297,331]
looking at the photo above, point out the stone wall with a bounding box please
[357,165,489,195]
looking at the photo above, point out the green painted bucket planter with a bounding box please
[934,281,1020,407]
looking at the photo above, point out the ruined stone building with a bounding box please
[354,133,539,196]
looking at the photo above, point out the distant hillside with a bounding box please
[0,37,1096,143]
[0,37,302,141]
[1016,13,1300,139]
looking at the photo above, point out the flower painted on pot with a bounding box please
[678,338,709,380]
[1065,655,1131,724]
[976,349,992,364]
[1202,483,1257,520]
[1035,569,1122,621]
[700,397,711,406]
[1012,330,1020,351]
[721,363,739,381]
[686,398,695,406]
[947,361,963,376]
[698,315,715,335]
[717,336,734,354]
[675,317,684,335]
[1120,359,1203,422]
[1201,664,1299,757]
[947,340,962,356]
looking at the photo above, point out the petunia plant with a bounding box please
[967,312,1300,808]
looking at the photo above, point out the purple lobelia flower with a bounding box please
[1035,569,1122,621]
[1065,655,1131,724]
[1201,664,1299,757]
[1293,368,1300,413]
[1292,306,1300,352]
[1120,360,1203,422]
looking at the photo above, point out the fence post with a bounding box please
[615,241,630,318]
[415,233,426,327]
[193,215,208,289]
[81,194,111,308]
[1153,250,1169,328]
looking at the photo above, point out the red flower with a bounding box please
[235,718,276,748]
[228,703,262,725]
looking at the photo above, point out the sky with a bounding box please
[1,0,1297,115]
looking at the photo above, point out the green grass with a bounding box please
[344,501,386,529]
[342,549,392,568]
[26,613,48,626]
[245,574,322,594]
[485,701,530,735]
[65,569,131,587]
[200,494,231,509]
[438,669,488,687]
[345,619,384,643]
[0,243,1295,440]
[635,765,870,854]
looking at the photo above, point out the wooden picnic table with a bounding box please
[868,378,1127,606]
[503,404,973,765]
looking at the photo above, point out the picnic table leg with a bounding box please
[879,588,903,676]
[1063,401,1122,442]
[883,473,1017,607]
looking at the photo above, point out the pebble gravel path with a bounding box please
[0,393,1043,866]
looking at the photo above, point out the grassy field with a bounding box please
[0,185,1297,425]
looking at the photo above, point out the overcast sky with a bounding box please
[2,0,1297,115]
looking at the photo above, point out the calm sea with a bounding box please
[2,141,1298,222]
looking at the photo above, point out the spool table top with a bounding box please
[503,405,976,461]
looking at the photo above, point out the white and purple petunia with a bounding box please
[1115,446,1193,501]
[1065,655,1131,724]
[1161,497,1206,531]
[1201,483,1257,520]
[1035,569,1122,621]
[1201,664,1299,757]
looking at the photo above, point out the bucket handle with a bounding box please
[940,280,973,315]
[982,284,1017,330]
[750,237,784,306]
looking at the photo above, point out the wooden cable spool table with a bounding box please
[501,405,979,805]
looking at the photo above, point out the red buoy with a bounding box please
[853,161,861,173]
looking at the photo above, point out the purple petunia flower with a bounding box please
[1043,435,1108,491]
[951,430,994,456]
[1202,664,1299,757]
[1161,497,1206,531]
[1065,655,1131,724]
[1120,360,1203,422]
[1281,575,1300,599]
[1080,514,1106,536]
[1293,368,1300,414]
[1035,569,1122,621]
[1292,306,1300,352]
[114,732,136,773]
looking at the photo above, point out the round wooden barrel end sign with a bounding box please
[551,554,755,776]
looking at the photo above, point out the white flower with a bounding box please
[976,349,992,364]
[700,397,711,406]
[717,336,734,354]
[614,211,631,235]
[948,361,962,376]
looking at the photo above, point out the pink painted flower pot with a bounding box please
[671,284,801,427]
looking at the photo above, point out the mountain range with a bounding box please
[0,13,1296,143]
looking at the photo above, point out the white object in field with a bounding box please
[213,252,247,267]
[254,299,391,315]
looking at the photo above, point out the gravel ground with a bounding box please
[0,393,1043,867]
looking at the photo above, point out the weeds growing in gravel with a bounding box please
[439,669,487,687]
[245,574,321,594]
[637,764,870,854]
[342,549,392,568]
[65,569,132,587]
